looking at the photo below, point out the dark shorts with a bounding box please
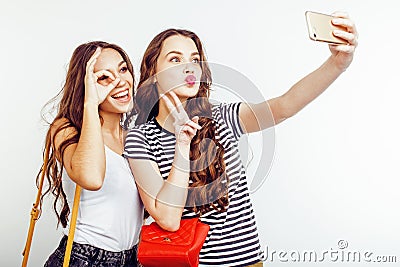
[44,235,138,267]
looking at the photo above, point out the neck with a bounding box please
[98,110,122,137]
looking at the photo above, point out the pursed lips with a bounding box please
[185,75,196,86]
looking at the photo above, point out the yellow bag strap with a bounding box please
[22,141,50,267]
[22,141,81,267]
[63,185,81,267]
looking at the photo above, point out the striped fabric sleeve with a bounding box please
[123,127,157,162]
[218,102,244,141]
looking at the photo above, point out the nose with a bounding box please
[183,63,195,74]
[115,73,126,86]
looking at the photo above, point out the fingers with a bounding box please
[178,115,201,141]
[331,12,358,36]
[178,119,201,141]
[330,11,358,51]
[161,94,180,117]
[94,70,116,81]
[160,92,201,141]
[181,125,197,137]
[86,47,101,73]
[162,94,201,125]
[106,77,121,91]
[329,43,356,54]
[331,11,349,19]
[332,17,357,33]
[168,91,184,113]
[93,69,120,95]
[191,116,199,125]
[85,48,102,87]
[186,119,202,130]
[333,30,358,47]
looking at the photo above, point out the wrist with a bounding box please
[84,102,99,109]
[174,143,191,167]
[326,56,347,74]
[175,142,191,152]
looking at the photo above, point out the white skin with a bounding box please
[52,47,134,190]
[130,11,358,231]
[154,36,202,103]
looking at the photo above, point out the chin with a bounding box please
[174,86,200,99]
[119,105,132,114]
[100,104,131,115]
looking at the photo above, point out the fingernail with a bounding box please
[332,19,340,24]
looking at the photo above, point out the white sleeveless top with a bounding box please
[62,145,143,252]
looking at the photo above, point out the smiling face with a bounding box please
[95,48,134,114]
[155,35,202,101]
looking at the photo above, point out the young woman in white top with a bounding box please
[124,11,358,267]
[41,41,143,266]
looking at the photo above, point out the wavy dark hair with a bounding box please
[38,41,135,227]
[134,29,229,215]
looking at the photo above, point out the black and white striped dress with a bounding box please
[124,102,261,266]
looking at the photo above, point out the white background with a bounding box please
[1,0,399,266]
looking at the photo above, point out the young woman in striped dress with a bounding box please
[124,13,357,266]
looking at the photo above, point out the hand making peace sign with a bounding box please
[161,91,202,146]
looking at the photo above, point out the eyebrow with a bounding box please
[165,51,200,57]
[98,61,126,73]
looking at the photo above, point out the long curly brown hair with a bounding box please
[134,29,229,215]
[38,41,135,227]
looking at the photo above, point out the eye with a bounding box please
[192,58,200,64]
[120,66,128,73]
[98,75,109,81]
[170,57,180,63]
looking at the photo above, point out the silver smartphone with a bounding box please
[305,11,348,45]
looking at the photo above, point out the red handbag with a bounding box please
[137,218,210,267]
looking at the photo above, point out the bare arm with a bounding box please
[52,104,104,190]
[128,142,191,232]
[53,47,121,190]
[128,92,201,231]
